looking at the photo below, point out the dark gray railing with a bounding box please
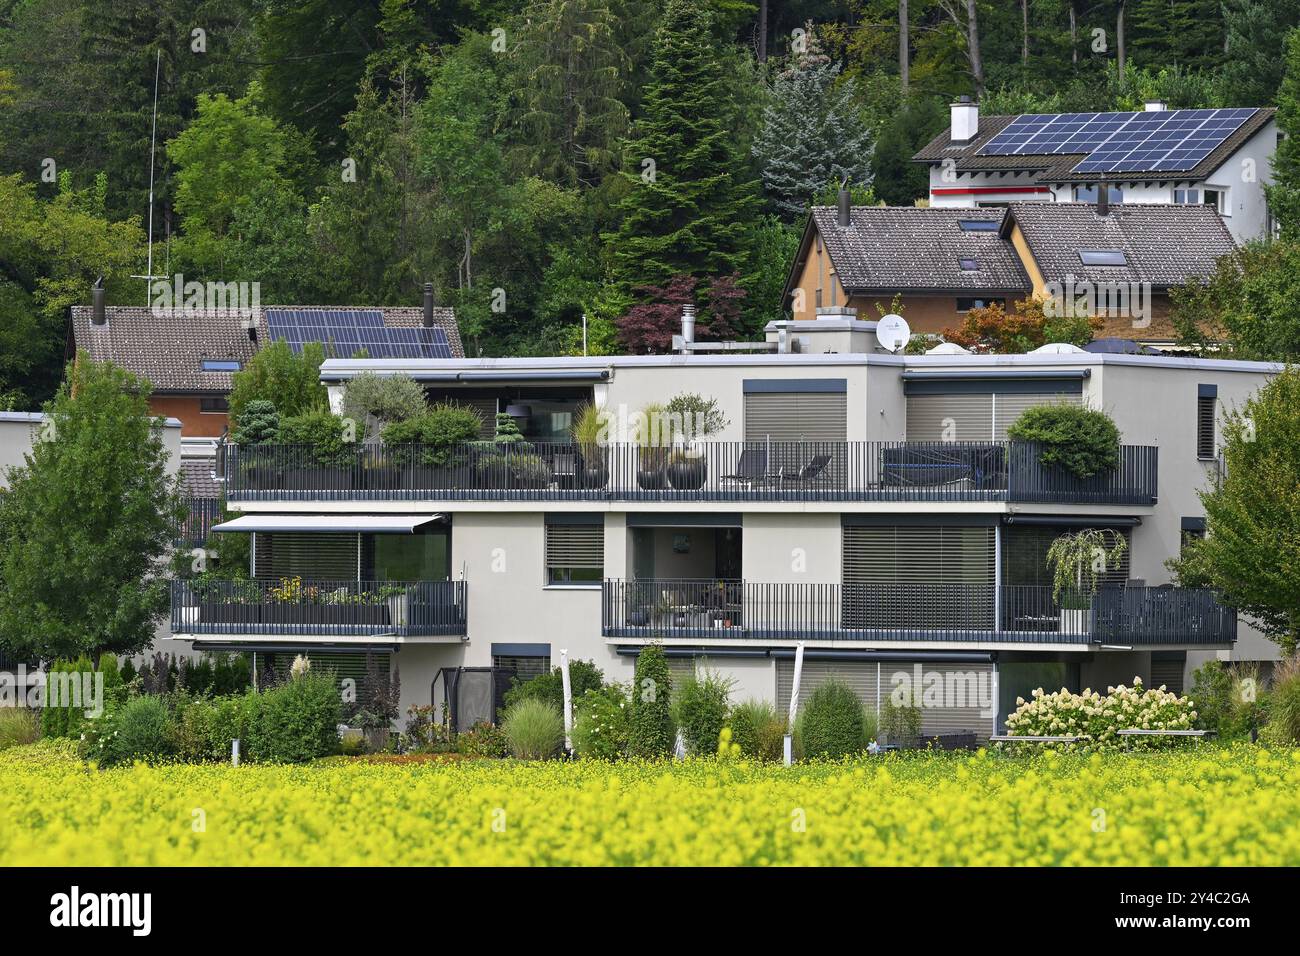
[171,578,467,636]
[601,580,1234,645]
[221,440,1157,505]
[173,496,222,548]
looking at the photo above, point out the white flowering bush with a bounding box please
[1003,677,1198,751]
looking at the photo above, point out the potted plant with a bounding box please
[636,402,668,490]
[662,393,727,491]
[666,445,708,490]
[380,583,409,628]
[1006,404,1121,481]
[571,402,609,488]
[1046,528,1128,634]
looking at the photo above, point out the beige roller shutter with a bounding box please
[255,532,359,579]
[777,660,879,715]
[906,393,993,442]
[993,392,1081,440]
[744,392,847,441]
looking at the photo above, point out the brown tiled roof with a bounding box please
[1002,202,1237,289]
[180,457,221,497]
[809,206,1031,294]
[913,108,1276,184]
[69,305,464,393]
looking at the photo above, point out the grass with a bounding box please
[0,709,40,750]
[1,741,1297,866]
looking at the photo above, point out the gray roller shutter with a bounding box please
[454,398,497,440]
[777,660,878,715]
[906,394,993,442]
[842,525,995,629]
[1150,653,1186,695]
[993,392,1081,440]
[254,532,359,579]
[744,392,847,442]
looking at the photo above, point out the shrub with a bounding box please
[628,645,675,758]
[91,695,176,766]
[860,705,880,747]
[501,698,565,759]
[380,403,484,466]
[232,399,280,445]
[1003,677,1197,750]
[1007,404,1121,480]
[340,371,427,441]
[663,393,728,438]
[573,684,632,760]
[672,669,734,755]
[0,708,40,749]
[174,694,255,762]
[40,656,95,739]
[246,671,341,763]
[726,699,785,761]
[880,699,921,744]
[455,721,509,758]
[1188,660,1234,734]
[1267,657,1300,746]
[799,680,864,759]
[503,660,605,715]
[275,410,354,467]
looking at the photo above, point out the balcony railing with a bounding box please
[220,440,1158,505]
[171,578,467,637]
[601,579,1235,645]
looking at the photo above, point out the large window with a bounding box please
[545,518,603,584]
[369,531,450,581]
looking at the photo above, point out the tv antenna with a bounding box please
[129,49,167,304]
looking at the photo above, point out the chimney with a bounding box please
[246,322,258,344]
[91,276,106,325]
[1143,100,1167,112]
[951,95,979,142]
[837,186,852,229]
[680,304,696,353]
[422,282,435,327]
[1097,181,1110,217]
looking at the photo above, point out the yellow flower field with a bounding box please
[1,742,1298,866]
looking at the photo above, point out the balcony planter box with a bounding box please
[362,466,402,492]
[408,464,460,491]
[201,603,262,626]
[581,464,610,489]
[285,467,353,491]
[363,727,391,751]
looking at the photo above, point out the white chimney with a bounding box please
[1144,100,1167,112]
[951,96,979,142]
[679,304,696,354]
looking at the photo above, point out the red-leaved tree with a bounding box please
[616,273,748,353]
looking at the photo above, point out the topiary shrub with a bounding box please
[672,669,734,755]
[628,645,674,758]
[246,671,341,763]
[799,680,864,760]
[340,371,427,441]
[232,399,280,445]
[1007,404,1120,479]
[725,699,785,761]
[501,698,565,759]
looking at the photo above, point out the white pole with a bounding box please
[232,739,240,766]
[582,313,588,357]
[784,641,805,766]
[559,648,574,754]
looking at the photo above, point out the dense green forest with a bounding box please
[2,0,1298,408]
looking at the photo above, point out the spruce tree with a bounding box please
[606,0,760,290]
[751,28,873,218]
[1267,28,1300,239]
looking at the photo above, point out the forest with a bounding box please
[1,0,1298,409]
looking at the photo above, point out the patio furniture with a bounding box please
[721,449,772,484]
[779,453,832,483]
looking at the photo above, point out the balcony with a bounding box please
[171,578,467,638]
[220,440,1158,506]
[600,579,1235,646]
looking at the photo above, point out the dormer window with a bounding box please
[1078,249,1127,267]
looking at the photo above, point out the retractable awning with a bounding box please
[211,514,447,533]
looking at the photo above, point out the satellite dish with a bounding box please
[876,314,911,352]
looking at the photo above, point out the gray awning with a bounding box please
[212,514,446,533]
[1003,515,1141,527]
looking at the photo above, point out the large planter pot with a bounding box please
[1059,607,1093,635]
[667,458,707,491]
[386,593,410,629]
[636,467,667,490]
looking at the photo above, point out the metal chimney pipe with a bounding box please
[680,304,696,353]
[91,276,106,325]
[1097,181,1110,217]
[837,187,852,229]
[422,282,435,327]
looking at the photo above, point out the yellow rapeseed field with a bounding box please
[1,742,1298,866]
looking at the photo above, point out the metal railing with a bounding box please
[601,579,1234,645]
[171,578,467,637]
[173,496,222,548]
[220,440,1158,505]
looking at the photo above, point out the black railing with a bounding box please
[173,496,222,548]
[171,578,467,637]
[221,440,1158,505]
[601,580,1235,645]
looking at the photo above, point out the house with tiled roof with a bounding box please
[913,98,1277,243]
[784,194,1238,347]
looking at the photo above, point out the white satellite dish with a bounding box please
[876,313,911,352]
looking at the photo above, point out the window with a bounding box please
[1173,188,1200,204]
[1197,384,1217,459]
[1175,187,1226,214]
[1073,185,1124,203]
[1204,188,1225,214]
[492,652,551,682]
[199,396,229,413]
[956,297,1005,312]
[200,359,241,372]
[545,519,603,584]
[958,257,980,271]
[1180,517,1207,554]
[1078,249,1127,267]
[957,219,999,232]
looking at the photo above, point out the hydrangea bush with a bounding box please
[1003,677,1198,750]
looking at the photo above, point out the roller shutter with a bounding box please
[254,532,359,579]
[744,392,847,442]
[992,393,1080,440]
[1150,653,1186,695]
[905,390,1081,441]
[776,659,996,740]
[842,525,996,629]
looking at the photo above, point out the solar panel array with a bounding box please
[979,108,1258,174]
[264,308,453,359]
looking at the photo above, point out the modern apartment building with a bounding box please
[171,320,1282,738]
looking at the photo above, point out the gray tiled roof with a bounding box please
[810,206,1031,294]
[69,305,463,393]
[1002,202,1237,289]
[180,457,221,498]
[913,108,1276,184]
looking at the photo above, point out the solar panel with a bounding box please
[264,308,453,359]
[980,107,1258,174]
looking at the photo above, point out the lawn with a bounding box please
[1,741,1297,866]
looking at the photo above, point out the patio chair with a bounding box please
[721,449,771,484]
[780,453,832,483]
[550,452,578,489]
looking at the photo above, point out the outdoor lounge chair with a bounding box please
[721,449,772,484]
[780,453,832,483]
